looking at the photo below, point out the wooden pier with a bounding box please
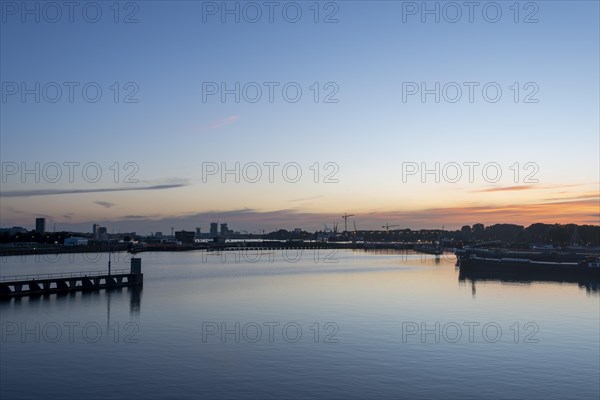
[0,258,143,299]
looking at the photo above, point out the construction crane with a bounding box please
[324,223,338,235]
[382,223,399,231]
[353,220,360,240]
[342,213,355,232]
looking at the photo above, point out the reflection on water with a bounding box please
[1,285,142,316]
[127,286,142,315]
[458,266,600,295]
[106,287,142,335]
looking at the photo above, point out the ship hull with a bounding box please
[457,256,599,278]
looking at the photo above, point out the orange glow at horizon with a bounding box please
[1,182,598,230]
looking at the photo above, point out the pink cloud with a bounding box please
[200,115,240,132]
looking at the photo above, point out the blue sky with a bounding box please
[1,1,599,233]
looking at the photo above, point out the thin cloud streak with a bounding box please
[472,183,591,193]
[543,192,600,202]
[1,184,187,198]
[289,195,325,202]
[199,115,240,132]
[473,185,536,193]
[95,201,116,208]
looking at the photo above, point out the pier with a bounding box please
[0,258,143,299]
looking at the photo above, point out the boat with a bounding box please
[414,244,443,255]
[414,229,445,255]
[455,247,600,275]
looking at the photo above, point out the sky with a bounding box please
[1,0,599,234]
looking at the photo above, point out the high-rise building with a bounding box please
[220,223,228,237]
[97,227,108,240]
[195,227,202,238]
[210,222,218,237]
[35,218,46,234]
[93,224,99,239]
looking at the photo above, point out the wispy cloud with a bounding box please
[472,183,590,194]
[473,185,536,193]
[1,184,187,198]
[289,195,324,203]
[3,206,51,219]
[95,201,116,208]
[369,198,600,227]
[137,177,190,186]
[199,115,240,132]
[543,192,600,202]
[3,206,26,215]
[121,215,155,219]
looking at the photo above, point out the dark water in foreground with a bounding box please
[1,250,598,399]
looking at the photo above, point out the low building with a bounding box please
[97,227,108,240]
[175,230,195,244]
[64,237,89,246]
[0,227,28,235]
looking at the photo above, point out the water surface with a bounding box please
[1,250,598,399]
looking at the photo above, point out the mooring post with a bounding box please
[130,257,143,286]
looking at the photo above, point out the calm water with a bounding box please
[1,250,598,399]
